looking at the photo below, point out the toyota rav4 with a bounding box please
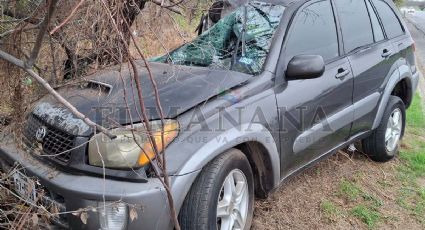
[0,0,421,229]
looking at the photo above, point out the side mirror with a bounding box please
[286,55,325,80]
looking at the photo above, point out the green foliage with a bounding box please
[351,205,381,228]
[397,187,425,224]
[396,93,425,225]
[339,179,362,200]
[400,148,425,177]
[362,193,384,207]
[406,93,425,131]
[172,14,202,32]
[419,188,425,200]
[393,0,405,7]
[400,93,425,178]
[320,200,340,221]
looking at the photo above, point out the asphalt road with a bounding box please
[407,11,425,31]
[405,12,425,106]
[406,12,425,67]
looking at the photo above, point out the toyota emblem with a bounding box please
[35,126,47,142]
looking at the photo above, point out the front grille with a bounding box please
[23,114,76,163]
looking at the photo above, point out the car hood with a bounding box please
[31,62,251,136]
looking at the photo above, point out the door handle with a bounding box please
[335,68,350,80]
[382,49,393,58]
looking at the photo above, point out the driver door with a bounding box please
[275,0,354,178]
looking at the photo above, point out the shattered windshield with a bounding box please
[151,1,285,75]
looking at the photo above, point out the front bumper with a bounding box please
[0,139,198,230]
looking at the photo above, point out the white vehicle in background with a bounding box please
[408,8,416,14]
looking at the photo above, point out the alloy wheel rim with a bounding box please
[385,108,402,153]
[216,169,249,230]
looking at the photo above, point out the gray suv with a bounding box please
[0,0,421,229]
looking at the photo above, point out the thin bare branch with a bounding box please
[151,0,185,15]
[49,0,86,35]
[0,24,39,39]
[98,1,181,228]
[128,19,182,230]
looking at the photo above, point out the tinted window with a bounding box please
[372,0,404,39]
[285,0,338,61]
[335,0,374,53]
[366,0,384,41]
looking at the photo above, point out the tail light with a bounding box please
[412,42,416,52]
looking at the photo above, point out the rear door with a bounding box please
[334,0,398,135]
[371,0,413,74]
[372,0,407,55]
[276,0,354,177]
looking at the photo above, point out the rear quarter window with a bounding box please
[335,0,374,53]
[372,0,404,39]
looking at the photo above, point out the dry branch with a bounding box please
[151,0,185,15]
[49,0,86,35]
[98,1,181,227]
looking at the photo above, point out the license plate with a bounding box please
[12,170,37,203]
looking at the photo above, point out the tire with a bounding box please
[362,96,406,162]
[179,149,254,230]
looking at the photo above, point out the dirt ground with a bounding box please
[253,150,422,230]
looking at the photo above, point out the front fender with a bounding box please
[166,123,280,220]
[177,123,280,186]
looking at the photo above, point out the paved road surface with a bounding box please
[407,11,425,31]
[405,12,425,107]
[406,12,425,67]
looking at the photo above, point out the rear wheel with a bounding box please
[179,149,254,230]
[362,96,405,162]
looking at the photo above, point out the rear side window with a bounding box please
[366,0,384,42]
[372,0,404,39]
[285,0,338,61]
[335,0,374,53]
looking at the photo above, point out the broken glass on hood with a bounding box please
[151,1,285,75]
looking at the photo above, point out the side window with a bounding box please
[366,0,384,42]
[372,0,404,39]
[285,0,338,61]
[335,0,374,53]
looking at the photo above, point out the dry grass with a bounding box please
[253,149,423,230]
[129,3,199,58]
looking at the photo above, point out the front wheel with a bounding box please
[362,96,406,162]
[179,149,254,230]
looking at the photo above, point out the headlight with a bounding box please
[88,120,179,169]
